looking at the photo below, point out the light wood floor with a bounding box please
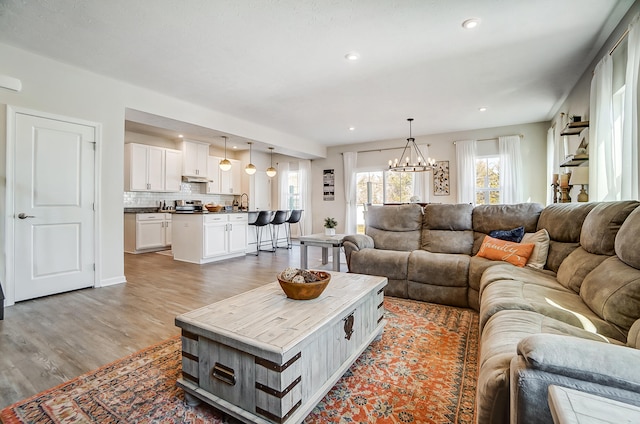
[0,245,344,408]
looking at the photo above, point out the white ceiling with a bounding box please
[0,0,634,153]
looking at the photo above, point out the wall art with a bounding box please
[323,169,335,201]
[433,160,450,196]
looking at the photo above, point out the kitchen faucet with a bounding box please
[240,193,249,210]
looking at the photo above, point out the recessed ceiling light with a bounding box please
[232,145,238,149]
[178,134,184,138]
[349,127,355,131]
[479,107,488,112]
[345,52,360,61]
[462,18,480,29]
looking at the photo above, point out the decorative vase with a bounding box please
[325,228,336,236]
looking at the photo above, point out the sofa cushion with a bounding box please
[421,204,474,254]
[489,226,525,242]
[581,200,639,255]
[349,248,410,281]
[472,203,543,255]
[536,203,597,272]
[615,206,640,269]
[473,203,543,235]
[556,247,609,293]
[581,256,640,332]
[521,229,550,270]
[476,235,535,267]
[480,279,627,341]
[407,250,470,307]
[365,204,422,251]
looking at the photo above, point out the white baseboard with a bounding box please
[99,276,127,287]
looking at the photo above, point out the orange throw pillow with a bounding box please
[476,235,535,267]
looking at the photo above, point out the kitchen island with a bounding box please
[172,212,248,264]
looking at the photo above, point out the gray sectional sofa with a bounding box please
[343,201,640,424]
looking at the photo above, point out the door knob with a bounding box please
[18,213,35,219]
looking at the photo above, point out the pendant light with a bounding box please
[245,142,256,175]
[266,147,277,177]
[388,118,436,172]
[219,136,232,171]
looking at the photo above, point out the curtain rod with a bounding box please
[609,28,629,55]
[452,134,524,144]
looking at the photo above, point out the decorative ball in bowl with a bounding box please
[277,267,331,300]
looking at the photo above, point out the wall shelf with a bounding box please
[560,155,588,167]
[560,121,589,136]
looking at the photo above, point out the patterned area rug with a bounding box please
[1,298,478,424]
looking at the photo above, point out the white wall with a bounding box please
[550,1,640,202]
[309,121,549,234]
[0,42,320,291]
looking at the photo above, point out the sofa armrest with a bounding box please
[342,234,374,270]
[510,334,640,424]
[517,334,640,389]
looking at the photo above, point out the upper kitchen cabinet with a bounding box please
[124,143,182,192]
[181,140,209,177]
[207,156,242,195]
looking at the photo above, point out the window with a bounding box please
[287,170,301,209]
[476,156,500,204]
[355,171,417,233]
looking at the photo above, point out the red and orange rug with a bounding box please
[1,297,478,423]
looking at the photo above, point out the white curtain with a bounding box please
[455,140,477,204]
[622,14,640,200]
[413,144,431,203]
[499,135,523,204]
[278,161,290,209]
[298,160,312,236]
[590,54,616,201]
[546,127,555,204]
[343,152,357,234]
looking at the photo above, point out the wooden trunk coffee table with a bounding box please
[175,272,387,424]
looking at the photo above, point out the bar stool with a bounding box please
[270,210,289,249]
[248,210,275,255]
[284,209,303,248]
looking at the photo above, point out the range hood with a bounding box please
[182,176,212,183]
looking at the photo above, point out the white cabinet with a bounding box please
[164,149,182,192]
[124,213,172,253]
[207,156,242,194]
[227,213,248,253]
[172,213,248,264]
[181,140,209,177]
[124,143,181,192]
[203,215,228,257]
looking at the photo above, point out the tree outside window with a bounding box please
[476,157,500,204]
[355,171,416,233]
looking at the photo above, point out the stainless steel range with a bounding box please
[174,200,204,213]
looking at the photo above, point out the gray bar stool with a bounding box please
[270,210,289,249]
[284,209,303,248]
[248,210,275,255]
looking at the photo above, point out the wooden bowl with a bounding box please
[206,205,223,212]
[277,271,331,300]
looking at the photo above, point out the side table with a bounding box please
[548,385,640,424]
[299,233,345,271]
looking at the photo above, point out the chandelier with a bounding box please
[389,118,435,172]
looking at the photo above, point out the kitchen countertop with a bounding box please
[124,208,249,214]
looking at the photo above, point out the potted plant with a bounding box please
[324,217,338,236]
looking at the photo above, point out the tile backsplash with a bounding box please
[123,183,238,208]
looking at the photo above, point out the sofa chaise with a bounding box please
[343,201,640,424]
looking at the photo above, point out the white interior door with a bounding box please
[13,112,96,302]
